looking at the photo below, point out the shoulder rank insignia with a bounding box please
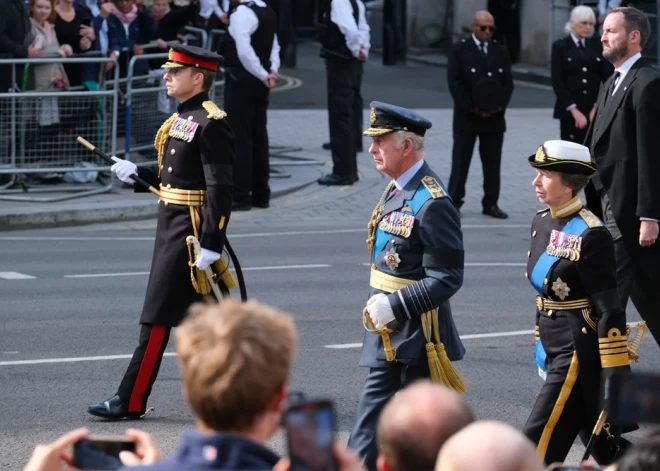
[547,229,582,261]
[169,116,199,142]
[401,204,414,213]
[421,176,447,199]
[579,208,603,228]
[202,101,227,120]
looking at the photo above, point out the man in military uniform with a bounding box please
[347,101,467,471]
[87,44,236,420]
[447,10,513,219]
[523,140,634,464]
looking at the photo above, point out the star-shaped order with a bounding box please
[551,277,571,300]
[384,247,401,270]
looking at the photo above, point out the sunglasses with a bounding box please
[478,25,496,32]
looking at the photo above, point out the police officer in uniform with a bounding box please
[347,102,467,471]
[88,44,236,420]
[551,6,613,144]
[447,10,513,219]
[523,140,634,464]
[223,0,279,211]
[316,0,370,186]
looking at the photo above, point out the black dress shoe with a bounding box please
[317,173,355,186]
[232,202,252,211]
[482,205,508,219]
[87,395,143,420]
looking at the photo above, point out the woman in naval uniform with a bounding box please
[522,140,633,465]
[551,6,612,144]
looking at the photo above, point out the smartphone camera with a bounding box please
[73,435,136,471]
[283,399,337,471]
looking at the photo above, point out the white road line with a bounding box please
[325,329,536,349]
[64,264,331,279]
[0,225,528,242]
[0,272,36,280]
[0,352,178,367]
[360,262,524,267]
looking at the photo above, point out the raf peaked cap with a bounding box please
[162,43,223,72]
[363,101,432,137]
[528,140,597,175]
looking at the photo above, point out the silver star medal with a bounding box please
[551,277,571,300]
[384,247,401,270]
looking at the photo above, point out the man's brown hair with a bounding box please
[195,68,216,91]
[609,7,651,48]
[176,299,297,432]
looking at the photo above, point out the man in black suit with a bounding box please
[585,6,660,347]
[447,10,513,219]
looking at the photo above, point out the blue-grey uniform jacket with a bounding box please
[119,431,280,471]
[360,161,466,368]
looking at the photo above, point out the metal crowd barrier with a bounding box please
[0,56,119,202]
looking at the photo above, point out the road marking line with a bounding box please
[0,272,36,280]
[325,329,535,349]
[64,264,332,279]
[361,262,525,267]
[0,352,178,367]
[0,225,528,241]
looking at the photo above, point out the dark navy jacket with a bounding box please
[119,431,280,471]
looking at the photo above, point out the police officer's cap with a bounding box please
[528,140,596,176]
[363,101,432,137]
[162,43,223,72]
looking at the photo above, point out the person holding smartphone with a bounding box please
[523,140,635,465]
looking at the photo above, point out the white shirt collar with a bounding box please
[393,159,424,190]
[616,52,642,77]
[472,34,487,49]
[570,33,584,47]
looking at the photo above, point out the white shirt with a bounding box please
[612,52,642,95]
[330,0,370,59]
[570,32,585,49]
[228,0,280,81]
[199,0,229,20]
[598,0,621,16]
[472,33,487,54]
[393,159,425,191]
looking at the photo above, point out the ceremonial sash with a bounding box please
[529,216,588,295]
[372,186,432,262]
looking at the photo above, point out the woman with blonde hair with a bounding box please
[551,5,612,144]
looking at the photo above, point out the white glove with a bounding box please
[367,293,395,329]
[110,156,137,184]
[195,248,221,270]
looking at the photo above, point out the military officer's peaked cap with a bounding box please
[528,140,596,175]
[162,43,223,72]
[363,101,432,137]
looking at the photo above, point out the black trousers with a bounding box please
[448,130,503,209]
[347,362,430,471]
[326,58,363,178]
[224,71,271,206]
[523,312,628,465]
[602,194,660,347]
[560,119,589,145]
[117,324,172,414]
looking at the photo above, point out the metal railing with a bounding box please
[0,56,119,202]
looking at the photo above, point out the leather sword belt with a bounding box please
[536,296,592,311]
[159,185,205,207]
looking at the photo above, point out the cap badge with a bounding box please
[370,107,377,124]
[535,146,546,163]
[168,48,174,60]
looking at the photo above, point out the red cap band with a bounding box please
[170,50,218,71]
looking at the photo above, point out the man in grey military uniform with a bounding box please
[347,101,467,471]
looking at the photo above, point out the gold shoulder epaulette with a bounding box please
[579,208,603,228]
[421,176,447,199]
[537,208,550,214]
[202,101,227,120]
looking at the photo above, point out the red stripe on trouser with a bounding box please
[128,325,167,413]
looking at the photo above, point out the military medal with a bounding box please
[379,211,415,238]
[547,229,582,261]
[169,117,199,142]
[551,277,571,300]
[384,247,401,270]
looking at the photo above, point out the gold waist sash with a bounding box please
[369,269,415,293]
[536,296,592,311]
[159,185,206,207]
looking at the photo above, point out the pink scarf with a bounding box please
[112,4,138,24]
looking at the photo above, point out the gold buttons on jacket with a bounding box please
[525,272,529,279]
[532,231,537,237]
[544,278,548,285]
[170,149,176,155]
[167,167,173,173]
[527,251,531,257]
[166,184,172,189]
[582,327,588,334]
[542,212,548,218]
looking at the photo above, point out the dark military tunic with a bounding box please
[551,36,613,143]
[348,161,465,471]
[136,91,235,327]
[522,197,631,465]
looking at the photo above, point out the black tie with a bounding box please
[479,42,487,55]
[577,40,584,49]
